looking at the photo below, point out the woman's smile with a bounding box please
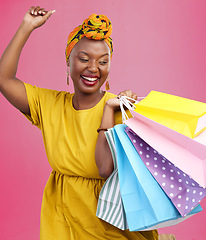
[81,75,100,86]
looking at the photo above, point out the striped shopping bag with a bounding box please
[96,128,128,230]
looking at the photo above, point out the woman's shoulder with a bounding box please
[104,91,117,100]
[24,82,72,100]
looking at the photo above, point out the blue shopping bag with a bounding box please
[113,124,202,231]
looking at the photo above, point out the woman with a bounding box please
[0,6,158,240]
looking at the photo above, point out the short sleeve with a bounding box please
[22,83,41,127]
[22,83,69,129]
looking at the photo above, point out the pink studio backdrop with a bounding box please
[0,0,206,239]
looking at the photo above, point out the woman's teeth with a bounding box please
[82,76,98,82]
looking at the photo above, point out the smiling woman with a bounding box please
[0,6,157,240]
[68,38,111,101]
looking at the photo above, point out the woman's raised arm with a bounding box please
[0,6,55,114]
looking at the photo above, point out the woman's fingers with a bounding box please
[45,10,56,19]
[132,92,138,101]
[29,6,35,15]
[33,6,41,15]
[25,6,55,29]
[29,6,48,16]
[38,8,46,15]
[118,90,138,102]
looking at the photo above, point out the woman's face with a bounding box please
[68,37,111,95]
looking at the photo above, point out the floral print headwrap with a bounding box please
[65,14,113,60]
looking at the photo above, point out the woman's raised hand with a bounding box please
[0,6,55,115]
[23,6,55,31]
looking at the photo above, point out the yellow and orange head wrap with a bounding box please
[65,14,113,60]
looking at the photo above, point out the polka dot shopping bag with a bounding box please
[125,127,206,217]
[125,109,206,188]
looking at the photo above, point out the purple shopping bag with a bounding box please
[125,127,206,216]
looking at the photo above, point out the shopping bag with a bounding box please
[96,129,128,230]
[97,129,200,231]
[134,91,206,139]
[96,126,202,231]
[113,124,202,231]
[125,126,206,216]
[194,130,206,146]
[125,110,206,188]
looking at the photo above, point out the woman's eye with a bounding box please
[80,58,89,62]
[99,61,108,65]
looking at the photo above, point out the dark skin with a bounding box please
[67,37,111,110]
[0,6,54,115]
[0,6,137,178]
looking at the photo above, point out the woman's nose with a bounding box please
[87,60,98,72]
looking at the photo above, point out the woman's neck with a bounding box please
[72,90,105,110]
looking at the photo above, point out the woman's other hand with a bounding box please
[22,6,55,31]
[105,90,137,111]
[118,90,137,102]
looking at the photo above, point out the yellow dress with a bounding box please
[23,83,158,240]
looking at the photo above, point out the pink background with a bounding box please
[0,0,206,239]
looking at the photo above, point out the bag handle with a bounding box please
[118,96,144,123]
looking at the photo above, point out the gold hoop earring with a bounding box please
[67,66,69,85]
[105,77,110,91]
